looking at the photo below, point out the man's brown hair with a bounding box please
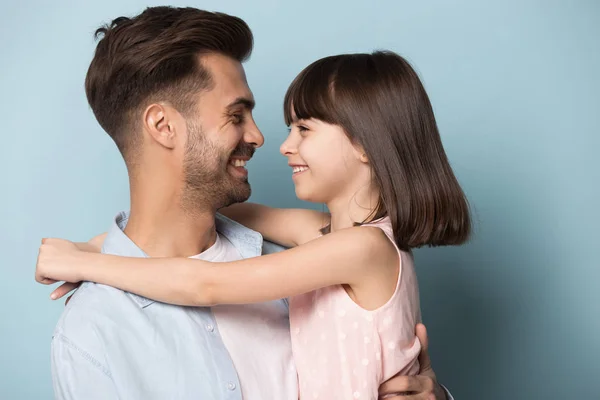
[85,6,253,160]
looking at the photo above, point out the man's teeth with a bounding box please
[230,159,247,167]
[292,166,309,173]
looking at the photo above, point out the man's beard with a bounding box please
[181,121,255,212]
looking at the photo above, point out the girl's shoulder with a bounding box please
[327,223,398,269]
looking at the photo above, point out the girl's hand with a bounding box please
[36,238,86,286]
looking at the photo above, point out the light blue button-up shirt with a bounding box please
[50,211,292,400]
[50,211,454,400]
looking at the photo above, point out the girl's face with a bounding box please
[280,116,371,206]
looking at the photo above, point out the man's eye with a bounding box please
[232,114,244,125]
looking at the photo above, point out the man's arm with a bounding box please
[443,387,454,400]
[51,331,118,400]
[378,324,451,400]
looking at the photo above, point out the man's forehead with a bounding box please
[198,53,254,106]
[199,54,245,82]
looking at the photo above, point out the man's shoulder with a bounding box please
[261,240,287,255]
[216,213,289,256]
[53,282,139,348]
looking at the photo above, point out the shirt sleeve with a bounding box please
[442,384,454,400]
[261,240,287,255]
[51,332,119,400]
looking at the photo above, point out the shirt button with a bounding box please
[227,382,236,391]
[206,324,214,332]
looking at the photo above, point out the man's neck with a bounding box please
[124,197,217,258]
[124,159,220,258]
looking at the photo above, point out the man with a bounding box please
[44,6,452,399]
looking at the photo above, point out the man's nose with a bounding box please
[244,117,264,148]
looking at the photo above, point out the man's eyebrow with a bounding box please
[226,97,255,111]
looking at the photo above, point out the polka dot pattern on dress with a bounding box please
[288,217,422,400]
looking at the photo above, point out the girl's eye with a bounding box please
[286,124,309,136]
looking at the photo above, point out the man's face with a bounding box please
[181,53,264,211]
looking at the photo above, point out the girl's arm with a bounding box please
[220,202,329,247]
[40,233,108,300]
[74,233,107,253]
[38,227,397,307]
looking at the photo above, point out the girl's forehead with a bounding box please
[289,110,307,124]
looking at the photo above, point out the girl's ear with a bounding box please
[353,144,369,163]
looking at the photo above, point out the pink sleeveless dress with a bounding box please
[289,217,422,400]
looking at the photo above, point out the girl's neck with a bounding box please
[327,186,381,233]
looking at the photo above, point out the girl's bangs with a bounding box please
[283,58,341,126]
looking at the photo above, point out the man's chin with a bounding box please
[224,180,251,205]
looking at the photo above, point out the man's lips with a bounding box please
[228,156,250,177]
[229,157,249,167]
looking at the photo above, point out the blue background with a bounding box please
[1,1,598,399]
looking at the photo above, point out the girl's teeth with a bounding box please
[293,166,308,173]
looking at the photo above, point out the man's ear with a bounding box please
[143,103,177,149]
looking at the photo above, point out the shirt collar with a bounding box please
[101,211,264,308]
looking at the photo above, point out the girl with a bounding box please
[37,51,471,400]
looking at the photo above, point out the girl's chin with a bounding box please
[294,185,326,204]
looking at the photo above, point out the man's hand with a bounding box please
[378,324,447,400]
